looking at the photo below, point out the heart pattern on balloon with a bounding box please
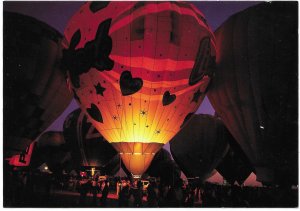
[86,103,103,123]
[119,71,143,96]
[162,91,176,106]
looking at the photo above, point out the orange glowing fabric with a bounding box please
[63,1,216,176]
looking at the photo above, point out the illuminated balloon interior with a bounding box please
[63,1,216,176]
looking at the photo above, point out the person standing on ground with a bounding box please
[131,180,143,207]
[91,177,98,206]
[119,181,130,207]
[147,181,158,207]
[100,181,109,207]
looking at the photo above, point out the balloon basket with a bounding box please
[132,174,141,180]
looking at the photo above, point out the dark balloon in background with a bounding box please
[208,2,298,186]
[170,114,230,183]
[3,11,73,158]
[63,108,117,168]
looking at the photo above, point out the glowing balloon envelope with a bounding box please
[63,1,216,176]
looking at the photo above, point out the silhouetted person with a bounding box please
[166,187,177,207]
[174,182,184,207]
[100,181,109,207]
[158,184,169,207]
[91,178,98,206]
[147,181,158,207]
[78,177,90,206]
[184,190,195,207]
[132,180,143,207]
[119,183,130,207]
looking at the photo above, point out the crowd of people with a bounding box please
[3,165,298,207]
[75,175,197,207]
[198,183,298,207]
[76,176,110,207]
[49,174,300,207]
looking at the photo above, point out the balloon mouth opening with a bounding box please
[119,152,155,155]
[111,142,164,176]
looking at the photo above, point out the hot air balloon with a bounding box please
[216,147,253,186]
[34,131,71,173]
[207,2,298,185]
[63,1,216,177]
[3,11,73,157]
[145,148,181,185]
[215,122,253,185]
[170,114,229,183]
[63,108,118,168]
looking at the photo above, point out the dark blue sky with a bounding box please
[4,1,260,132]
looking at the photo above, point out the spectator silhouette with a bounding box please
[118,182,130,207]
[147,181,158,207]
[91,178,98,206]
[100,181,109,207]
[78,177,90,206]
[132,180,143,207]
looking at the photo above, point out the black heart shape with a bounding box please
[86,103,103,123]
[119,71,143,96]
[162,91,176,106]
